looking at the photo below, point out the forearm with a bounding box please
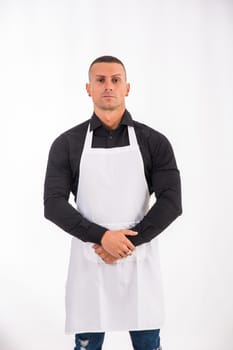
[128,190,182,246]
[44,196,106,244]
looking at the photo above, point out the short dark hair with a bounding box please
[88,55,127,80]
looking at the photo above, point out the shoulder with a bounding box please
[57,119,89,142]
[62,119,90,137]
[49,119,90,152]
[133,119,178,169]
[133,119,172,153]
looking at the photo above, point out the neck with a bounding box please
[94,107,125,130]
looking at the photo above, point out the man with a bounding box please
[44,55,182,350]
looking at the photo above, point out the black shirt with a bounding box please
[44,110,182,246]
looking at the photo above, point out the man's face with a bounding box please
[86,62,130,112]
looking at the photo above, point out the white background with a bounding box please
[0,1,233,349]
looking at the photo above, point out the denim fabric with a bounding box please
[74,329,161,350]
[129,329,161,350]
[75,332,105,350]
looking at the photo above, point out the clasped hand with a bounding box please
[92,229,138,264]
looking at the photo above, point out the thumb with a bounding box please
[125,230,138,236]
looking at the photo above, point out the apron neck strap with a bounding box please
[84,123,138,150]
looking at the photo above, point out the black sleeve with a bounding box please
[43,134,107,244]
[128,134,182,246]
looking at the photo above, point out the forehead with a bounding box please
[89,62,126,77]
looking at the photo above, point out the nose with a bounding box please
[104,79,113,91]
[105,86,113,91]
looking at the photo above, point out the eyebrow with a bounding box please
[95,74,123,78]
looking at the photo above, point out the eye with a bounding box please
[97,78,105,83]
[112,78,120,83]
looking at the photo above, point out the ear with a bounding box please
[86,83,91,97]
[125,83,130,97]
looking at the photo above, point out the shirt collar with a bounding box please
[90,109,134,131]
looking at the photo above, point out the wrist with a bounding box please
[101,230,110,245]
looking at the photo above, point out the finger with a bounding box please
[122,238,135,252]
[125,230,138,236]
[119,248,130,258]
[124,249,133,257]
[118,250,127,258]
[105,258,117,265]
[108,249,122,258]
[93,244,101,249]
[125,249,132,256]
[95,250,104,257]
[95,247,103,253]
[120,244,131,255]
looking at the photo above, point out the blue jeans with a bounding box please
[74,329,161,350]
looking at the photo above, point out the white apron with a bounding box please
[65,124,164,333]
